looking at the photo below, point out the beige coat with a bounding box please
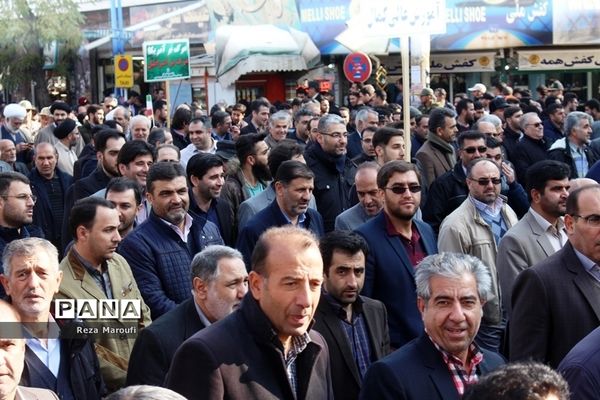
[56,250,151,392]
[415,133,456,188]
[438,197,518,326]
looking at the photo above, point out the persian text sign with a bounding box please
[518,49,600,71]
[143,39,191,82]
[430,52,496,73]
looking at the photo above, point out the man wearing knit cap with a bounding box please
[1,103,33,164]
[35,102,84,156]
[53,119,79,176]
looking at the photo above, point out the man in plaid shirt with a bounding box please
[360,253,505,400]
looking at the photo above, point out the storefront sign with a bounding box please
[343,52,372,83]
[430,52,496,73]
[518,49,600,71]
[431,0,552,50]
[143,39,191,82]
[114,54,134,88]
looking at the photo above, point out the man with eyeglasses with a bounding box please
[548,111,599,179]
[497,160,571,317]
[347,108,380,160]
[512,112,550,183]
[0,172,44,298]
[305,113,357,232]
[424,131,526,233]
[510,184,600,368]
[355,161,437,350]
[438,158,518,353]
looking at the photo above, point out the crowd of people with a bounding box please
[2,78,600,399]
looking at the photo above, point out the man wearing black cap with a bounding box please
[35,102,85,156]
[53,119,79,176]
[489,97,509,122]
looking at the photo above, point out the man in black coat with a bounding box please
[29,143,72,254]
[236,160,324,267]
[305,113,356,232]
[167,226,333,400]
[360,253,505,400]
[127,245,248,386]
[313,231,390,400]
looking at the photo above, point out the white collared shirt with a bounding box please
[529,207,567,252]
[159,212,193,243]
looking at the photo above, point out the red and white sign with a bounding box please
[343,52,372,83]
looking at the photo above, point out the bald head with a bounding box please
[568,178,597,194]
[0,139,16,164]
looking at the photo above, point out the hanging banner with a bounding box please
[143,39,191,82]
[430,52,496,73]
[518,49,600,71]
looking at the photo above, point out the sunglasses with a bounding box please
[527,122,543,128]
[463,146,487,154]
[469,177,502,186]
[385,185,421,194]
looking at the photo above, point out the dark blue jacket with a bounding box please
[355,213,437,349]
[118,210,223,319]
[360,334,504,400]
[29,167,72,253]
[542,118,564,146]
[236,199,324,268]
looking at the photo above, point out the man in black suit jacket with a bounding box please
[313,231,390,400]
[510,184,600,368]
[360,253,505,400]
[126,245,248,386]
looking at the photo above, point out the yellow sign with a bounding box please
[115,54,134,88]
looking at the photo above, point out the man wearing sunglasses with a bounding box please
[512,112,550,183]
[438,158,518,353]
[510,184,600,368]
[355,161,437,350]
[424,131,527,233]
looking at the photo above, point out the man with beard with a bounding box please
[438,158,518,352]
[119,162,223,319]
[187,153,235,246]
[549,111,598,179]
[288,109,316,145]
[335,162,382,231]
[313,230,390,400]
[372,127,405,167]
[305,114,356,232]
[180,117,216,169]
[543,103,566,145]
[355,161,437,350]
[456,98,475,133]
[127,245,248,387]
[221,133,271,232]
[78,104,105,144]
[105,177,142,238]
[497,160,571,316]
[236,160,324,267]
[35,102,84,157]
[240,99,270,135]
[2,103,33,164]
[0,172,44,298]
[52,119,80,176]
[29,143,72,252]
[115,140,154,225]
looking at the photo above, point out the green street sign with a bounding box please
[143,39,191,82]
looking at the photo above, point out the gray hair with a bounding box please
[476,114,502,129]
[114,105,131,118]
[317,113,345,133]
[2,238,59,277]
[269,110,292,128]
[415,253,493,302]
[104,385,186,400]
[129,115,151,129]
[565,111,592,137]
[190,245,244,282]
[354,107,378,127]
[519,112,540,131]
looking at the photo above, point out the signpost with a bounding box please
[143,39,191,82]
[343,52,372,83]
[114,54,134,88]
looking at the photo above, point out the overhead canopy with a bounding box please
[215,25,320,87]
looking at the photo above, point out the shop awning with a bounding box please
[215,25,320,87]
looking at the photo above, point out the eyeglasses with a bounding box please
[462,146,487,154]
[486,154,503,161]
[468,177,501,186]
[573,214,600,227]
[527,122,543,128]
[2,193,37,203]
[320,131,349,139]
[384,185,421,194]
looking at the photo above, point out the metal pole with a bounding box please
[401,36,411,162]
